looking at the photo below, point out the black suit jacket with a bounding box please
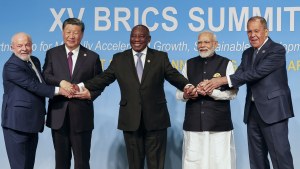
[230,38,294,124]
[2,54,55,133]
[43,44,102,132]
[85,48,189,131]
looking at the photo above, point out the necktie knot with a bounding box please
[136,53,142,58]
[68,51,73,57]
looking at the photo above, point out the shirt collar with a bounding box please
[65,45,80,56]
[132,47,148,57]
[257,37,269,51]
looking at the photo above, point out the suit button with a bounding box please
[201,111,204,114]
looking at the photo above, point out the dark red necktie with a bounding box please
[67,51,73,77]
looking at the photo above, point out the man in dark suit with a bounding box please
[74,25,192,169]
[1,32,68,169]
[42,18,102,169]
[204,16,294,169]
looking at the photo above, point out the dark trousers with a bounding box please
[247,102,294,169]
[3,127,38,169]
[123,121,167,169]
[52,111,92,169]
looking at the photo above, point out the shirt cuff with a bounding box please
[78,82,85,92]
[226,75,233,88]
[54,87,60,95]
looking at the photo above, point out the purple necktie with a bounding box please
[136,53,143,82]
[68,51,73,77]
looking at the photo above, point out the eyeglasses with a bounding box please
[197,41,215,45]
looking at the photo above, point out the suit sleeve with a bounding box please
[42,50,61,85]
[84,54,117,92]
[230,45,285,88]
[4,62,55,98]
[89,54,103,101]
[163,53,189,90]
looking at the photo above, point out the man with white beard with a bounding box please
[176,31,238,169]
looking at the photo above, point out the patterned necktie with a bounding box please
[68,51,73,77]
[136,53,143,82]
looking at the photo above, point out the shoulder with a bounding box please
[214,53,230,62]
[113,49,132,59]
[46,45,64,54]
[147,48,167,56]
[80,45,99,57]
[187,55,200,63]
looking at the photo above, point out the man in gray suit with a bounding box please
[204,16,294,169]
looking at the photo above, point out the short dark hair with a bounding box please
[248,16,268,29]
[131,24,150,37]
[62,18,85,32]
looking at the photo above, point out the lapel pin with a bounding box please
[84,53,87,56]
[262,50,265,53]
[147,60,150,63]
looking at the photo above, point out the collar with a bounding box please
[257,37,269,51]
[132,47,148,56]
[65,45,80,56]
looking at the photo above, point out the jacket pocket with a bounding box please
[268,89,285,99]
[14,100,32,108]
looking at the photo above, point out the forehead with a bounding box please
[198,32,213,40]
[247,20,263,29]
[131,26,148,35]
[63,24,82,31]
[13,35,30,44]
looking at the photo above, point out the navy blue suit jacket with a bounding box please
[230,38,294,124]
[1,54,55,133]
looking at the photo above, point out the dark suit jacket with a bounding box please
[85,48,189,131]
[1,54,55,133]
[230,38,294,124]
[43,44,102,132]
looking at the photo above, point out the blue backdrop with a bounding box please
[0,1,299,168]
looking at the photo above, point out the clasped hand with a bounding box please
[183,79,216,100]
[59,80,91,100]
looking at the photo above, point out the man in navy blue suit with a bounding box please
[203,16,294,169]
[1,32,68,169]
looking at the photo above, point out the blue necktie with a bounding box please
[136,53,143,82]
[252,49,258,65]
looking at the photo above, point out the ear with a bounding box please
[213,41,218,48]
[264,29,269,37]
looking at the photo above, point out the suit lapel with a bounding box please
[253,38,272,65]
[141,49,153,83]
[58,45,72,80]
[72,45,87,80]
[126,50,140,83]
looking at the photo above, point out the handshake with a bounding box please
[183,79,216,100]
[58,80,91,100]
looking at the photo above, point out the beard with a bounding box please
[15,52,31,61]
[198,47,215,58]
